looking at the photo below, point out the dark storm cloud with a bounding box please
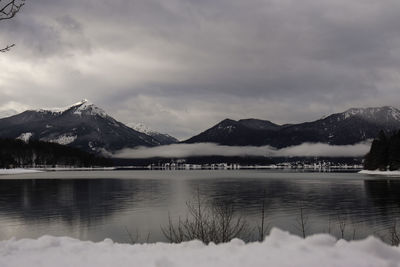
[0,0,400,139]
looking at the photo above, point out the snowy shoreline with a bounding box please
[359,170,400,176]
[0,167,116,176]
[0,168,43,175]
[0,228,399,267]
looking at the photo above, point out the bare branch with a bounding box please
[0,0,25,21]
[161,192,249,244]
[294,206,308,238]
[0,0,25,52]
[338,215,346,239]
[0,43,14,52]
[257,189,269,241]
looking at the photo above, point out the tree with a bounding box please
[364,130,389,170]
[161,190,249,243]
[0,0,25,52]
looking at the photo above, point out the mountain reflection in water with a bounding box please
[0,170,399,243]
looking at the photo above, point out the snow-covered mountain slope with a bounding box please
[0,100,160,153]
[128,123,178,145]
[184,106,400,148]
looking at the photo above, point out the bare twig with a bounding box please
[161,191,248,244]
[295,207,308,238]
[327,216,332,234]
[390,220,400,246]
[257,189,269,241]
[0,0,25,21]
[338,215,346,239]
[0,43,15,52]
[0,0,25,52]
[125,226,140,244]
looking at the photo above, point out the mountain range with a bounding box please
[1,101,400,157]
[184,106,400,148]
[0,100,176,153]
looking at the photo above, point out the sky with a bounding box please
[0,0,400,140]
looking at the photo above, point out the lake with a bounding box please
[0,170,399,243]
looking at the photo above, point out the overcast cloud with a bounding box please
[114,142,371,158]
[0,0,400,139]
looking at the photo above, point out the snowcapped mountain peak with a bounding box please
[70,99,89,107]
[128,122,154,135]
[72,100,107,118]
[31,100,108,118]
[33,99,90,114]
[128,122,179,145]
[341,106,400,120]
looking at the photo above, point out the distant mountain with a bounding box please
[184,118,281,146]
[0,100,161,153]
[184,106,400,148]
[128,123,178,145]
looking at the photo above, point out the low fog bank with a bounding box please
[113,142,371,159]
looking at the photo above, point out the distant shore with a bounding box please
[0,167,115,175]
[359,170,400,176]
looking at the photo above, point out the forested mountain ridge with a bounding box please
[184,106,400,148]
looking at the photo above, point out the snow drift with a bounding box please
[1,228,400,267]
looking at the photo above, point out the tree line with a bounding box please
[0,138,112,168]
[364,130,400,171]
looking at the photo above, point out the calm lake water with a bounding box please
[0,170,399,243]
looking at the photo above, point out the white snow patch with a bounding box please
[48,134,77,145]
[0,228,400,267]
[359,170,400,176]
[16,132,33,143]
[217,125,236,133]
[0,168,43,175]
[389,106,400,120]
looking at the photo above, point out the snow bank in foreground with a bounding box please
[1,229,400,267]
[359,170,400,176]
[0,168,43,175]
